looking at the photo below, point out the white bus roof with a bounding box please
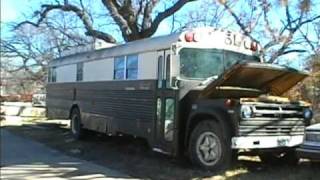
[50,27,261,67]
[50,33,180,67]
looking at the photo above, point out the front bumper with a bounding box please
[296,144,320,160]
[232,135,304,149]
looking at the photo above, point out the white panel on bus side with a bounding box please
[56,64,76,82]
[138,51,158,80]
[83,58,114,81]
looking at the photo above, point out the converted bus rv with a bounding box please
[47,27,313,170]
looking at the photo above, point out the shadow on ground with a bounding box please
[2,121,320,180]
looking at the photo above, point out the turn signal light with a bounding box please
[251,42,258,51]
[185,32,195,42]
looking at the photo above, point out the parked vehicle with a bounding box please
[32,89,46,107]
[297,123,320,161]
[46,27,313,170]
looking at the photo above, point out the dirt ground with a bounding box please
[1,119,320,180]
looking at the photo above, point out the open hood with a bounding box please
[200,62,308,97]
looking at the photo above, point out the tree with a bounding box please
[17,0,197,43]
[2,0,200,94]
[217,0,320,63]
[1,13,91,87]
[3,0,319,91]
[173,0,228,31]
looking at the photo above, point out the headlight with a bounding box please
[303,109,313,120]
[241,105,253,118]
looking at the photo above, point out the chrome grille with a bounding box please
[239,104,305,136]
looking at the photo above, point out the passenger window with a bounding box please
[76,62,83,81]
[114,56,125,80]
[51,67,57,82]
[164,98,175,141]
[127,55,138,80]
[48,68,52,82]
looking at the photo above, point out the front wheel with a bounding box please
[188,120,232,171]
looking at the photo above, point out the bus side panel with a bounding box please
[46,80,157,141]
[46,83,74,119]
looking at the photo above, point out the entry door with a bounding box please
[155,50,178,153]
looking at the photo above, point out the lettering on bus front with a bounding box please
[225,31,258,52]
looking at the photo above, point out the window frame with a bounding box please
[114,54,138,80]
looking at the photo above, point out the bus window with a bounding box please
[180,48,223,79]
[114,56,125,80]
[166,54,171,88]
[48,68,52,82]
[76,62,83,81]
[224,51,260,70]
[164,98,174,141]
[158,55,164,88]
[157,98,162,122]
[51,67,57,82]
[127,55,138,80]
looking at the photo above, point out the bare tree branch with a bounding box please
[16,3,117,43]
[218,0,320,63]
[15,0,196,43]
[218,1,259,43]
[141,0,197,37]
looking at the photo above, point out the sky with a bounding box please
[1,0,319,70]
[0,0,174,38]
[1,0,33,22]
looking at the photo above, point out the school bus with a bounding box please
[47,27,313,170]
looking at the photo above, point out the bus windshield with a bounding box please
[179,48,260,80]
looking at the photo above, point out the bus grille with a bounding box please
[239,104,305,136]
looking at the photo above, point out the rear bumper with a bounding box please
[232,135,304,149]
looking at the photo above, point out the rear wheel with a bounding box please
[188,120,232,171]
[70,108,84,140]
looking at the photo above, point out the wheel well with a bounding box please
[185,114,220,148]
[69,104,79,119]
[185,111,235,150]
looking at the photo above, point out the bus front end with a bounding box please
[233,99,311,150]
[173,28,312,170]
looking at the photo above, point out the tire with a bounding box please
[188,120,232,171]
[70,108,84,140]
[259,150,299,165]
